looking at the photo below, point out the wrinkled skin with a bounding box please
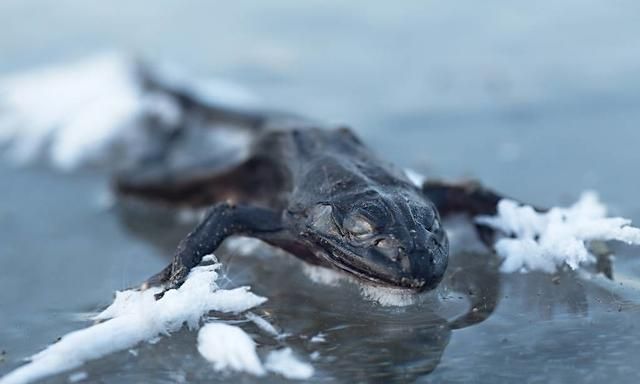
[279,128,449,290]
[116,77,507,293]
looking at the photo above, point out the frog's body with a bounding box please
[117,78,503,293]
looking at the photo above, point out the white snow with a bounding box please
[0,258,267,384]
[197,323,265,376]
[476,191,640,273]
[197,326,314,380]
[264,348,315,380]
[0,53,258,171]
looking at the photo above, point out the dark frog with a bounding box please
[278,128,448,290]
[116,78,505,294]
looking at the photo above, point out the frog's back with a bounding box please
[252,127,414,209]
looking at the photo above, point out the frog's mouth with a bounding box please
[306,232,432,291]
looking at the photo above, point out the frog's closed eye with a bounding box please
[343,214,375,239]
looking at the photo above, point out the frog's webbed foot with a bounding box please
[140,203,284,298]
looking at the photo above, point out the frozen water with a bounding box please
[477,192,640,273]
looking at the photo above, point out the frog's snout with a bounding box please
[360,228,449,291]
[403,232,449,291]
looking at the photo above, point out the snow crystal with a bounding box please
[197,325,314,379]
[197,323,265,376]
[476,191,640,273]
[0,259,266,384]
[264,348,314,380]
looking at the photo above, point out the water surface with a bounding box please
[1,1,640,382]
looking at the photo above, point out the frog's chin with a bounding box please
[307,234,428,291]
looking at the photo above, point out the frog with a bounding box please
[116,73,509,294]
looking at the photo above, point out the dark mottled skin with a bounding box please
[116,75,509,294]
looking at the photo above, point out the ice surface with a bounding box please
[245,312,281,338]
[476,191,640,273]
[264,348,315,380]
[197,323,265,376]
[0,53,257,171]
[0,258,267,384]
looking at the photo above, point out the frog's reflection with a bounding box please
[507,269,589,319]
[117,205,503,382]
[257,250,502,383]
[278,253,500,382]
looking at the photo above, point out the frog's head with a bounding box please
[296,187,448,291]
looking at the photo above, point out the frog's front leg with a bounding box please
[145,203,284,292]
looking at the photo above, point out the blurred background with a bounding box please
[2,0,640,204]
[2,1,640,383]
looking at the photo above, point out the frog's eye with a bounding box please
[343,214,375,239]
